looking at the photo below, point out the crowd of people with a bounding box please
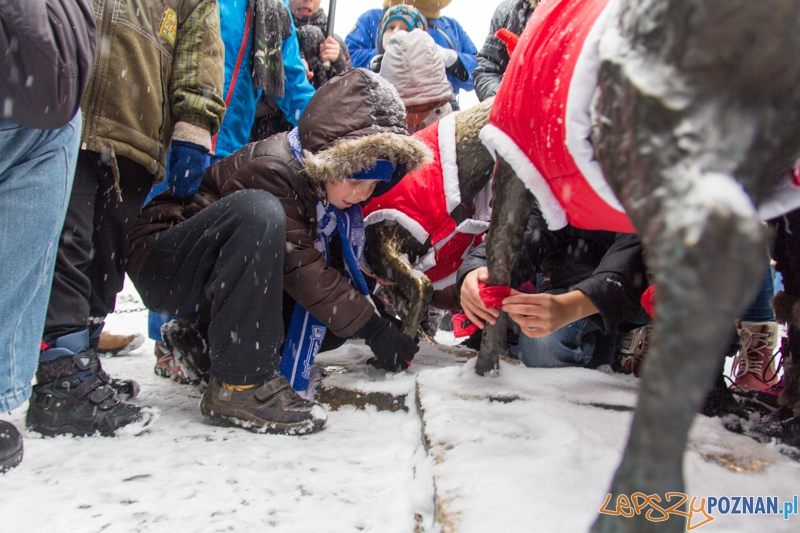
[0,0,791,476]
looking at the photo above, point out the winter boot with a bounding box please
[153,341,190,384]
[161,320,211,389]
[96,330,145,357]
[730,320,780,392]
[616,324,652,377]
[27,330,153,437]
[0,420,23,473]
[87,324,140,399]
[200,376,327,435]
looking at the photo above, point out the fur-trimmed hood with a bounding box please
[298,68,432,195]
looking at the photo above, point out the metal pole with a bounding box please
[323,0,338,70]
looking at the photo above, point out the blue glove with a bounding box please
[167,140,210,198]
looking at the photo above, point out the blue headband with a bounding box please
[350,159,396,181]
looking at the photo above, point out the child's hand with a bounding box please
[460,267,499,329]
[502,290,599,338]
[319,36,340,63]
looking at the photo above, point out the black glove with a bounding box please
[357,314,419,372]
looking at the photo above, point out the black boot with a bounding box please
[0,420,23,473]
[27,330,153,437]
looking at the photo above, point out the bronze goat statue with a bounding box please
[362,98,496,338]
[477,0,800,531]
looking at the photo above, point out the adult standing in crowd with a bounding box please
[0,0,96,472]
[472,0,537,101]
[29,0,226,438]
[345,0,476,108]
[290,0,352,89]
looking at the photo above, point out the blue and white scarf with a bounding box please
[280,129,372,391]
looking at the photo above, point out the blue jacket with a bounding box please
[345,8,477,94]
[215,0,315,158]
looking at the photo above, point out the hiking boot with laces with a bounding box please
[153,341,191,384]
[161,320,211,389]
[617,324,652,377]
[0,420,23,473]
[27,331,153,437]
[201,376,327,435]
[730,320,780,392]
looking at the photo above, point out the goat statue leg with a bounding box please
[365,224,434,338]
[476,156,536,376]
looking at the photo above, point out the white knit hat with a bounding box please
[379,29,453,109]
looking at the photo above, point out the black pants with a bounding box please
[129,190,286,385]
[44,150,152,344]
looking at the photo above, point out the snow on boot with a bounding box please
[616,324,651,377]
[96,331,145,357]
[730,320,780,392]
[0,420,23,473]
[153,341,191,384]
[161,320,210,389]
[200,376,327,435]
[27,330,154,437]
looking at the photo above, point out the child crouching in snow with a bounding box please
[126,69,430,435]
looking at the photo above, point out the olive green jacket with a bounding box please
[80,0,226,183]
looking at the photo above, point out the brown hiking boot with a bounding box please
[200,376,327,435]
[97,331,144,357]
[730,320,780,392]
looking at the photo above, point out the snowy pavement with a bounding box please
[2,282,799,532]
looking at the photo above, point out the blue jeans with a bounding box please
[0,116,80,411]
[510,316,600,368]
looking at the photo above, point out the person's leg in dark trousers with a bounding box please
[29,151,152,437]
[130,189,326,434]
[44,151,152,342]
[131,190,286,385]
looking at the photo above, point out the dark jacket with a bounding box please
[128,69,431,338]
[0,0,96,130]
[295,9,352,90]
[473,0,536,102]
[457,208,648,334]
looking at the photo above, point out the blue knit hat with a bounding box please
[376,5,428,54]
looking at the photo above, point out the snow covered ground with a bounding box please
[1,280,798,532]
[2,2,799,532]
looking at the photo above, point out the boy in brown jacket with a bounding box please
[127,69,430,434]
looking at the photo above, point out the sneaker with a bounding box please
[161,320,211,388]
[28,333,153,437]
[0,421,23,473]
[96,331,145,357]
[730,320,780,392]
[153,341,191,384]
[200,376,327,435]
[617,325,652,377]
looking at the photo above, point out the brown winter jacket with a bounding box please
[128,69,431,338]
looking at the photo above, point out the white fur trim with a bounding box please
[472,179,493,223]
[432,272,458,291]
[479,124,568,230]
[454,219,490,235]
[758,176,800,221]
[172,121,212,152]
[438,112,461,213]
[363,208,430,244]
[414,247,437,273]
[564,0,626,214]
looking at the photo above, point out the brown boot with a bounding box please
[97,331,144,357]
[617,325,651,377]
[730,320,780,392]
[200,376,327,435]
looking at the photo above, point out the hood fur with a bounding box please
[303,131,432,185]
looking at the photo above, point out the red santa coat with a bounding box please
[481,0,800,232]
[363,112,492,289]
